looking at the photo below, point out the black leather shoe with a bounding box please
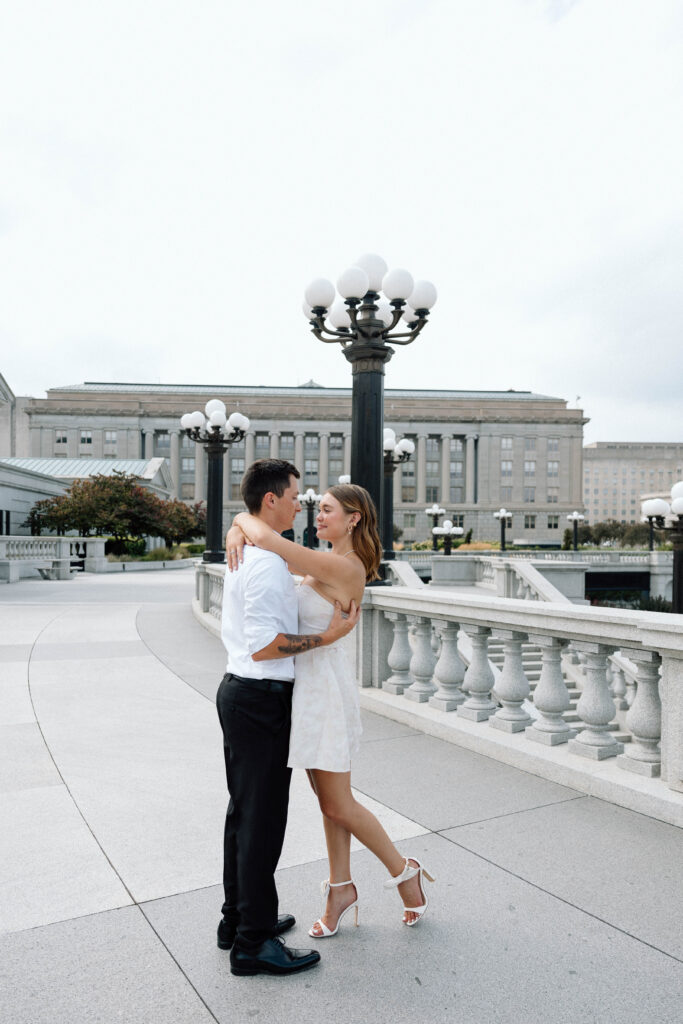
[217,913,296,950]
[230,936,320,976]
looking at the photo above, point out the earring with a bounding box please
[348,522,355,534]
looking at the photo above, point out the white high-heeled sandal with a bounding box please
[308,879,359,938]
[384,857,435,926]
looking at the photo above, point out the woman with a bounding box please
[226,483,434,935]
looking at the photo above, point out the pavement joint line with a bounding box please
[137,905,221,1024]
[25,605,138,909]
[434,793,589,831]
[439,831,683,966]
[134,604,219,704]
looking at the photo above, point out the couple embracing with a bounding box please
[216,459,434,977]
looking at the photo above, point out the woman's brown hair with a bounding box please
[327,483,382,582]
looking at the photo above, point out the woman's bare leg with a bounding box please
[309,769,424,926]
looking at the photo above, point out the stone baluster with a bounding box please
[611,664,628,711]
[515,575,526,599]
[490,630,532,733]
[429,621,466,711]
[525,635,574,745]
[624,671,637,708]
[382,612,413,695]
[404,616,437,702]
[617,649,662,777]
[457,625,496,721]
[568,642,624,759]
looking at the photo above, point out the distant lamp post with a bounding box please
[641,498,669,551]
[494,508,514,552]
[299,487,322,549]
[566,510,585,552]
[643,484,683,613]
[425,503,447,551]
[180,401,249,563]
[304,253,436,520]
[432,519,464,556]
[382,428,415,560]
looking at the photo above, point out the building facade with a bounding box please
[583,443,683,525]
[10,380,587,545]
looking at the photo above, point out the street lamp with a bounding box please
[494,508,514,552]
[425,503,447,551]
[338,475,351,485]
[382,428,415,560]
[299,487,322,549]
[303,253,436,521]
[643,484,683,613]
[566,510,585,552]
[180,401,249,563]
[641,498,669,551]
[432,519,464,556]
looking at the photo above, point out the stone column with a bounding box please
[569,642,623,759]
[194,445,205,502]
[489,630,532,732]
[294,432,305,475]
[429,621,466,711]
[343,433,351,477]
[416,434,427,504]
[169,430,180,498]
[404,616,437,702]
[617,648,662,777]
[457,625,496,720]
[245,431,255,467]
[525,634,573,744]
[143,427,155,460]
[318,432,329,492]
[382,612,413,694]
[269,431,280,458]
[440,435,451,506]
[465,433,478,504]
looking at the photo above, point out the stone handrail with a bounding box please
[0,535,108,581]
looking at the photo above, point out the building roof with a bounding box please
[1,457,167,480]
[49,381,563,402]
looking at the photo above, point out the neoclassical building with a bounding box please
[12,380,586,544]
[583,442,683,525]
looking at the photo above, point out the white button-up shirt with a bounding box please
[221,545,297,681]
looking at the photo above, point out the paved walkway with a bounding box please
[1,569,682,1023]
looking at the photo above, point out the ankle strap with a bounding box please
[328,879,353,887]
[383,858,419,889]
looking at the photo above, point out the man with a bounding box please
[216,459,358,977]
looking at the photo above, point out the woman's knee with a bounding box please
[319,796,354,827]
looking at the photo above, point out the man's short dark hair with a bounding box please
[240,459,300,513]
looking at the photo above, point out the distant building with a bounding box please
[0,461,66,535]
[583,443,683,524]
[6,379,587,544]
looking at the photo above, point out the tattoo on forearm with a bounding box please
[277,634,323,655]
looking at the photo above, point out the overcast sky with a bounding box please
[1,0,682,444]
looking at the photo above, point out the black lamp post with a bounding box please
[382,428,415,560]
[180,401,249,563]
[643,487,683,613]
[304,254,436,525]
[566,510,585,552]
[493,508,513,552]
[642,498,669,551]
[432,519,464,556]
[425,503,446,551]
[299,487,321,549]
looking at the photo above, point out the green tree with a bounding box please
[159,500,206,548]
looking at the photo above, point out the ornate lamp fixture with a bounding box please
[425,503,447,552]
[179,401,249,563]
[494,508,514,552]
[566,510,585,552]
[382,428,415,560]
[299,487,322,549]
[432,519,464,556]
[643,483,683,612]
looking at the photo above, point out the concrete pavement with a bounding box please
[1,568,682,1023]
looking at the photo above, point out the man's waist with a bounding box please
[224,673,294,695]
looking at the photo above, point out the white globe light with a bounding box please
[383,427,396,442]
[671,481,683,501]
[338,474,351,484]
[355,253,388,291]
[302,300,317,320]
[228,412,249,431]
[205,399,226,418]
[304,277,335,309]
[376,298,393,327]
[337,266,369,300]
[399,438,415,455]
[328,301,351,329]
[408,279,438,310]
[643,498,670,517]
[442,519,453,530]
[189,411,205,429]
[383,435,396,452]
[382,268,414,301]
[671,497,683,516]
[180,413,193,429]
[402,306,418,324]
[209,410,227,427]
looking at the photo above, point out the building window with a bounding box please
[404,513,416,528]
[304,459,319,487]
[548,488,559,503]
[104,430,117,444]
[548,515,559,529]
[402,461,415,502]
[181,457,195,473]
[279,433,295,458]
[524,461,536,477]
[501,437,513,450]
[547,461,559,477]
[80,431,92,445]
[304,434,319,453]
[524,514,536,529]
[231,456,245,500]
[182,434,194,449]
[501,461,513,478]
[55,432,67,445]
[255,432,269,453]
[500,486,512,503]
[181,483,195,499]
[450,438,463,453]
[525,437,536,451]
[426,485,440,502]
[524,487,535,503]
[548,438,559,452]
[450,460,463,477]
[451,514,464,529]
[156,431,169,448]
[450,484,464,503]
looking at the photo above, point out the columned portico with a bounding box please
[416,434,427,504]
[319,432,329,492]
[295,432,305,475]
[169,430,180,498]
[269,431,280,458]
[441,435,451,504]
[465,433,477,504]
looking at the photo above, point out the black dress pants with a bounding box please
[216,673,293,951]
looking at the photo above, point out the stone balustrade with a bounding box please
[0,535,108,581]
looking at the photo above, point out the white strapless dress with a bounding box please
[287,583,362,772]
